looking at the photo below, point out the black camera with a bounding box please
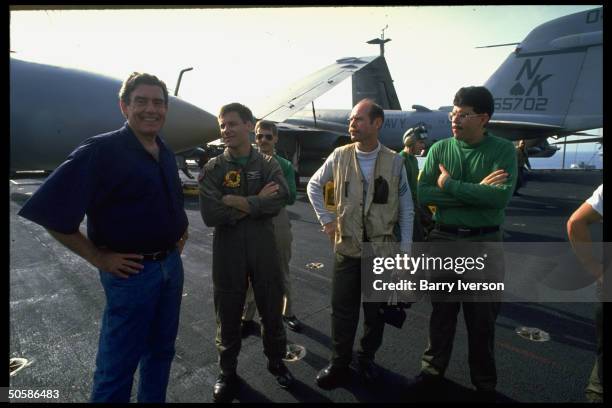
[379,302,413,328]
[372,176,389,204]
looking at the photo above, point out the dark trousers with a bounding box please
[420,228,503,390]
[212,225,286,376]
[515,167,525,193]
[330,253,386,367]
[421,301,500,390]
[214,280,286,375]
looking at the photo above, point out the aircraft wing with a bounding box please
[255,56,378,123]
[486,119,564,141]
[488,119,602,143]
[551,137,603,145]
[276,121,344,136]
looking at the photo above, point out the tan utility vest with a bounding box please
[332,143,401,258]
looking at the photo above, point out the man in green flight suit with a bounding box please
[414,86,517,402]
[242,120,303,334]
[199,103,294,402]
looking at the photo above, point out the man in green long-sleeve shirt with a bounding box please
[413,86,516,401]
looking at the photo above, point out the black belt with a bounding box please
[141,247,175,261]
[435,224,499,236]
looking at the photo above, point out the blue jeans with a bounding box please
[90,249,184,403]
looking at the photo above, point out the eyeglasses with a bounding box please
[255,133,273,141]
[447,112,485,122]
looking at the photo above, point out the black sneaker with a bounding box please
[268,360,294,389]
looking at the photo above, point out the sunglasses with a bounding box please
[255,133,274,141]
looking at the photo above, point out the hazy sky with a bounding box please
[10,5,601,152]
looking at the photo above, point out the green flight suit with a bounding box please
[399,150,425,241]
[199,147,289,375]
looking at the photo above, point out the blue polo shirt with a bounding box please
[18,124,188,253]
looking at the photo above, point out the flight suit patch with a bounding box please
[223,170,241,188]
[246,171,261,181]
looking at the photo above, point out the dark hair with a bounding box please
[255,120,278,137]
[359,98,385,124]
[218,103,254,124]
[453,86,494,118]
[119,72,169,106]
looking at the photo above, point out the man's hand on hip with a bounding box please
[176,229,189,254]
[322,221,336,245]
[94,249,144,279]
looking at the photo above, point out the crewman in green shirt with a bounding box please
[514,139,531,196]
[413,86,517,402]
[399,125,427,241]
[242,120,303,334]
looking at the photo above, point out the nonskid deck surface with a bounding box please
[9,169,603,402]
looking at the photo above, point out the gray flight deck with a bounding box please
[9,169,603,402]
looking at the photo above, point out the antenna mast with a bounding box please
[366,25,391,57]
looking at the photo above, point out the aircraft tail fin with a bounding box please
[351,56,402,110]
[485,7,602,133]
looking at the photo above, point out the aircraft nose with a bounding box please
[163,97,220,152]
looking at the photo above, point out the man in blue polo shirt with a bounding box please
[18,72,189,403]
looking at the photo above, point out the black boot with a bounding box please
[315,363,351,389]
[283,315,303,332]
[357,359,381,385]
[268,360,294,389]
[213,373,240,403]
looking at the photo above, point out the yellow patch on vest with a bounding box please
[324,181,336,211]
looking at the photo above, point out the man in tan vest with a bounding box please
[307,98,414,389]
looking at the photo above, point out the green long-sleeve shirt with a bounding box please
[399,150,419,203]
[274,154,296,206]
[417,132,517,227]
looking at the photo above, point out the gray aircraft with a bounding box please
[263,7,602,177]
[9,58,222,174]
[11,7,601,179]
[9,55,376,176]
